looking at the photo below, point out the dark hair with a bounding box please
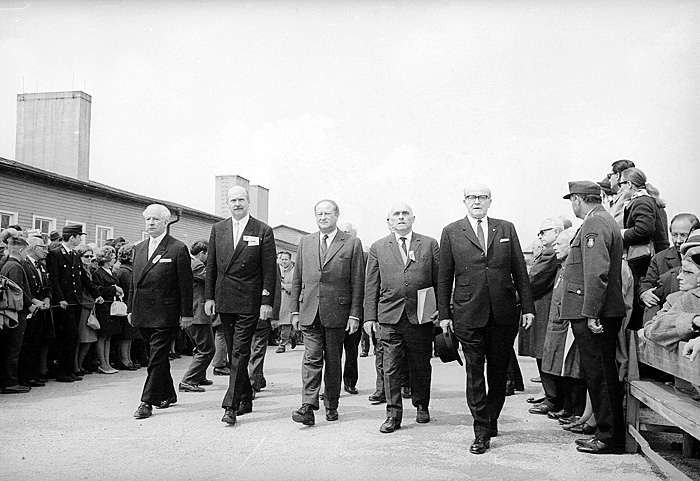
[314,199,339,215]
[611,159,635,174]
[278,251,292,259]
[670,213,699,231]
[61,233,81,242]
[621,167,666,208]
[190,240,208,256]
[118,243,135,263]
[7,237,28,249]
[7,224,23,231]
[95,246,115,267]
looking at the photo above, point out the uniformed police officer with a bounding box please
[560,181,626,454]
[46,225,103,382]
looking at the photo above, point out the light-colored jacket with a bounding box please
[642,287,700,347]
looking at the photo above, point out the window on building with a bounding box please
[96,226,114,248]
[32,216,56,236]
[1,211,18,229]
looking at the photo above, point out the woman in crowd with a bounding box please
[114,243,140,370]
[92,246,123,374]
[74,244,98,374]
[619,167,669,330]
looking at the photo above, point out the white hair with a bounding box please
[143,204,171,220]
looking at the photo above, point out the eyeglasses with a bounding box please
[619,180,632,188]
[607,172,618,179]
[465,195,490,202]
[81,254,94,258]
[537,228,554,237]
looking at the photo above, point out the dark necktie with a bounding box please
[321,234,329,260]
[477,220,486,252]
[399,236,408,264]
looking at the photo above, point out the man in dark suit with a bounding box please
[291,199,365,425]
[560,181,626,454]
[205,186,277,426]
[46,224,102,383]
[364,202,439,433]
[437,182,535,455]
[129,204,193,419]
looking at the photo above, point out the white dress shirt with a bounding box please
[148,231,167,259]
[394,231,413,264]
[467,215,489,254]
[232,214,250,248]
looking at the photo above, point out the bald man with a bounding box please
[437,183,534,454]
[205,186,277,426]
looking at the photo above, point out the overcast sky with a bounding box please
[1,1,699,248]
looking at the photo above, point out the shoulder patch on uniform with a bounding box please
[587,237,595,248]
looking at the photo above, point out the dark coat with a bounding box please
[560,205,626,320]
[526,245,560,359]
[364,232,439,325]
[639,246,681,294]
[46,245,100,308]
[623,194,669,253]
[205,216,277,315]
[92,267,121,318]
[437,217,534,336]
[128,234,193,328]
[191,257,212,325]
[291,229,365,328]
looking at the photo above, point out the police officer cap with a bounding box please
[62,224,85,236]
[563,181,601,199]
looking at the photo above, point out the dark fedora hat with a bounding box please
[62,224,85,236]
[434,328,463,366]
[563,180,601,199]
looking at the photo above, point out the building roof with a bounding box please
[0,157,224,222]
[272,224,310,236]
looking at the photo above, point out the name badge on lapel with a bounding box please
[500,238,510,243]
[408,251,416,261]
[243,235,259,246]
[159,258,172,263]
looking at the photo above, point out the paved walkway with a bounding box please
[1,347,662,481]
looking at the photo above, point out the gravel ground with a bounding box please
[0,349,670,481]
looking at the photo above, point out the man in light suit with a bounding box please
[130,204,193,419]
[291,199,365,425]
[364,202,439,433]
[205,186,277,426]
[438,182,535,454]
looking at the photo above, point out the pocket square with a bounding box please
[500,238,510,243]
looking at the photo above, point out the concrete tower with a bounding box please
[215,174,269,222]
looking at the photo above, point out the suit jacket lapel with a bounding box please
[310,232,321,271]
[387,236,404,267]
[322,230,345,267]
[225,218,257,273]
[138,235,170,284]
[406,234,421,267]
[460,218,482,251]
[486,221,498,253]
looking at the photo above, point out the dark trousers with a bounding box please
[0,314,27,388]
[279,324,293,345]
[457,314,519,437]
[563,376,588,417]
[139,327,179,405]
[220,312,258,408]
[342,328,362,389]
[373,334,409,396]
[571,316,625,446]
[19,311,45,383]
[181,323,215,385]
[249,318,271,390]
[539,359,562,409]
[55,305,81,377]
[628,258,651,331]
[507,347,524,388]
[379,313,434,420]
[300,314,345,410]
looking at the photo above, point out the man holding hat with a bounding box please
[46,224,103,383]
[560,181,626,454]
[364,202,439,433]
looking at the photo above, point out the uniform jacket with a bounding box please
[639,246,681,294]
[128,234,193,328]
[46,245,100,308]
[205,216,277,314]
[623,193,669,253]
[437,217,535,334]
[642,287,700,348]
[560,205,626,320]
[291,229,365,328]
[364,232,439,325]
[191,256,212,325]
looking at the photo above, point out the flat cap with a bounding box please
[563,181,601,199]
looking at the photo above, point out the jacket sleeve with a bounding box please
[290,238,304,314]
[623,196,656,246]
[363,242,381,322]
[509,224,535,315]
[349,237,366,321]
[260,224,278,307]
[580,215,613,318]
[639,252,662,294]
[642,292,698,347]
[205,225,217,301]
[437,227,455,320]
[528,247,560,299]
[177,243,194,317]
[46,250,65,304]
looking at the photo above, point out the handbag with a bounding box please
[110,295,128,317]
[87,311,101,330]
[626,241,655,262]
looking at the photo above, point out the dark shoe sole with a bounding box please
[379,424,401,433]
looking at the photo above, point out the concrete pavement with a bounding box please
[0,347,662,481]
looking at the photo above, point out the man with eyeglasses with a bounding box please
[605,159,635,227]
[437,182,535,454]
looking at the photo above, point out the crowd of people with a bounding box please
[1,160,699,458]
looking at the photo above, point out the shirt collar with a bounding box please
[320,228,338,246]
[394,231,413,246]
[150,231,167,247]
[466,215,488,234]
[232,214,250,229]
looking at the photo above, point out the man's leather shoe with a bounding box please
[237,401,253,415]
[27,380,46,387]
[379,416,401,433]
[222,407,237,425]
[292,404,315,426]
[55,375,75,383]
[514,383,525,392]
[416,406,430,423]
[156,396,177,409]
[368,392,386,404]
[344,384,358,395]
[290,336,297,349]
[134,402,152,419]
[199,379,213,386]
[576,438,623,454]
[325,408,339,422]
[70,373,83,381]
[213,367,230,376]
[179,382,205,392]
[528,403,553,415]
[276,345,286,353]
[548,409,570,420]
[470,435,491,455]
[570,423,596,435]
[401,386,411,399]
[2,385,30,394]
[488,419,499,437]
[527,395,545,404]
[575,436,597,447]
